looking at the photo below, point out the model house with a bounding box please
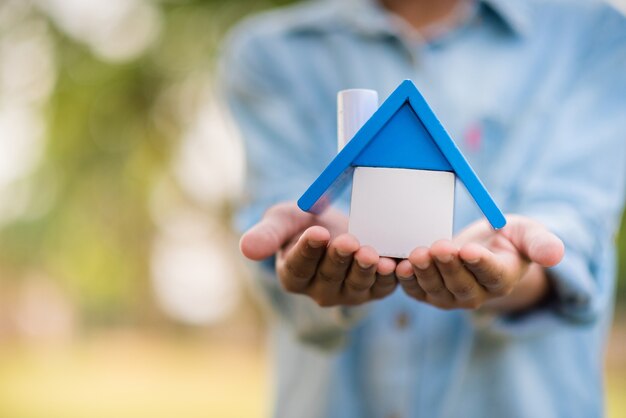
[298,80,506,258]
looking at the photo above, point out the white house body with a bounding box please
[349,166,454,258]
[297,80,507,260]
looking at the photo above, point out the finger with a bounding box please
[308,234,360,306]
[370,257,398,299]
[430,240,486,304]
[240,202,316,260]
[501,216,565,267]
[377,257,397,277]
[408,247,454,304]
[276,226,329,293]
[458,242,519,296]
[396,259,426,300]
[342,246,378,305]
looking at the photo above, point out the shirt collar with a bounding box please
[333,0,532,39]
[482,0,532,37]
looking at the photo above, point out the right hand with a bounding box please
[240,202,398,306]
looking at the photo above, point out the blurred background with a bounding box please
[0,0,624,417]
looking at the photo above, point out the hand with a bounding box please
[240,202,398,306]
[395,215,565,312]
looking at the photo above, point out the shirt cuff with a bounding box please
[251,260,369,350]
[471,241,605,340]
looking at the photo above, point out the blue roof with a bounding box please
[298,80,506,229]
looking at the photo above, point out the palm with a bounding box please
[279,207,348,255]
[241,203,398,306]
[241,203,564,312]
[395,215,564,311]
[454,220,528,285]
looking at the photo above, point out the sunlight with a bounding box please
[150,207,241,325]
[34,0,162,62]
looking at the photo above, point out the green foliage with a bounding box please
[617,216,626,301]
[0,0,297,324]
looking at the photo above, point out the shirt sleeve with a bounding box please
[218,20,365,349]
[476,7,626,338]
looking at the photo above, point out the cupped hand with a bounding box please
[240,202,398,306]
[395,215,565,312]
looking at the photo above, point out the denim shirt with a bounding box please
[220,1,626,417]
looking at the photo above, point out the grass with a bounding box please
[0,324,624,418]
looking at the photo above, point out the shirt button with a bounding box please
[394,311,410,330]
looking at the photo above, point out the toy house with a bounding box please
[298,80,506,258]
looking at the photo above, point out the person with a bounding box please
[219,0,626,417]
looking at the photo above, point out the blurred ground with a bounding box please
[607,315,626,417]
[0,317,624,418]
[0,331,269,418]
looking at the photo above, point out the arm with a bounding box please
[397,8,626,322]
[220,23,395,348]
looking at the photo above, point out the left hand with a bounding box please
[240,202,398,306]
[395,215,565,312]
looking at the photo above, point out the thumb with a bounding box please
[240,202,316,260]
[502,215,565,268]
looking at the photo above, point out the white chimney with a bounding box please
[337,89,379,152]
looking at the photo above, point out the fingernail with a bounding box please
[465,258,480,265]
[308,240,326,248]
[436,254,452,263]
[416,261,430,270]
[336,248,352,258]
[357,259,373,269]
